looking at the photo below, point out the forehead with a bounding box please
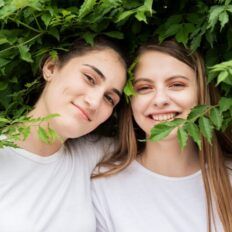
[135,51,195,79]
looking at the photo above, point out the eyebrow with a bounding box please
[133,75,190,84]
[83,64,122,98]
[133,78,153,84]
[83,64,105,80]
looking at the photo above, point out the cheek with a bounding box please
[97,106,113,124]
[171,88,198,108]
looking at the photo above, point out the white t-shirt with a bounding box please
[0,136,106,232]
[92,160,225,232]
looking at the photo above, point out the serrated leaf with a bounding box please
[19,126,30,140]
[39,113,60,122]
[176,23,195,46]
[103,31,124,39]
[216,70,228,85]
[149,118,184,142]
[18,45,33,63]
[0,57,11,67]
[48,28,60,41]
[115,9,136,23]
[219,97,232,112]
[185,122,201,149]
[218,11,229,30]
[49,50,58,61]
[209,107,222,130]
[208,5,224,30]
[78,0,96,19]
[123,80,136,100]
[135,0,154,23]
[82,32,96,46]
[41,13,52,27]
[160,24,181,42]
[149,124,174,142]
[0,117,10,123]
[0,81,8,91]
[187,105,209,121]
[47,127,58,143]
[37,126,49,143]
[177,127,188,150]
[199,116,213,144]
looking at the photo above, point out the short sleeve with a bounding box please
[91,178,113,232]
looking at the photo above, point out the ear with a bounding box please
[42,57,58,81]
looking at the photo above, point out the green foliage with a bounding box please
[0,0,231,148]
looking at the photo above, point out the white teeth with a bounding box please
[151,113,176,121]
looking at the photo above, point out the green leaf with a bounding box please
[0,117,10,123]
[0,81,8,91]
[82,32,96,46]
[208,5,224,31]
[216,70,229,85]
[187,105,209,121]
[160,24,181,42]
[78,0,97,19]
[219,97,232,112]
[18,45,33,63]
[18,126,30,140]
[37,126,49,143]
[49,50,58,61]
[185,122,201,149]
[47,127,58,142]
[48,28,60,41]
[0,58,11,68]
[218,11,229,30]
[149,118,184,142]
[103,31,124,39]
[38,113,60,122]
[177,127,188,150]
[199,116,213,144]
[149,124,174,142]
[135,0,154,23]
[176,23,195,46]
[0,0,4,8]
[209,107,223,130]
[41,13,52,27]
[115,9,136,23]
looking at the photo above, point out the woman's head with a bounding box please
[121,40,208,149]
[33,37,127,140]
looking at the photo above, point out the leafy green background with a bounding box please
[0,0,232,148]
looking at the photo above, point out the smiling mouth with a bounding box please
[71,103,91,121]
[148,112,180,122]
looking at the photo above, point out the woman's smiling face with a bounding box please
[35,48,126,139]
[131,50,198,137]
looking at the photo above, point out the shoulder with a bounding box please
[92,160,139,189]
[67,135,116,169]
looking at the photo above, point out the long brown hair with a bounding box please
[94,40,232,232]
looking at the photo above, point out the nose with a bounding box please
[152,88,169,108]
[84,90,103,110]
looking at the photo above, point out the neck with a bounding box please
[138,137,200,177]
[16,125,63,156]
[16,107,64,156]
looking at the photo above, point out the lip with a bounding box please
[146,111,181,121]
[72,103,91,121]
[146,111,180,116]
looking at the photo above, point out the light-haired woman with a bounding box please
[92,40,232,232]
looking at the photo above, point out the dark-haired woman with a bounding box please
[0,38,127,232]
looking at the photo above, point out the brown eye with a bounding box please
[104,94,115,106]
[84,74,96,85]
[134,85,153,94]
[169,82,185,89]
